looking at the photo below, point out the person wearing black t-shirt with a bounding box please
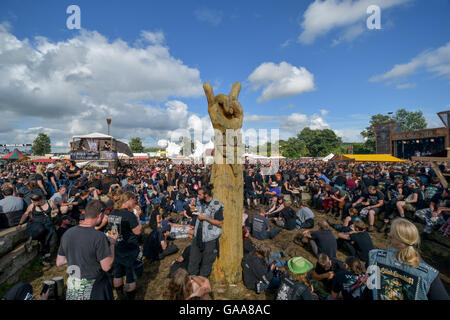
[312,253,346,298]
[299,220,337,258]
[275,201,297,230]
[352,186,384,232]
[66,161,81,189]
[330,256,370,300]
[107,192,142,300]
[336,221,374,264]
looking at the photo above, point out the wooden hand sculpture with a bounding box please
[203,82,243,132]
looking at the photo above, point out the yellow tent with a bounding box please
[336,154,406,162]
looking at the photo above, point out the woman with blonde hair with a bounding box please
[368,218,448,300]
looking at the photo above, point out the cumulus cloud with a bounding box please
[370,42,450,83]
[333,128,364,142]
[0,24,203,151]
[299,0,410,45]
[245,111,330,137]
[248,62,315,102]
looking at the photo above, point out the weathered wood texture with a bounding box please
[204,82,244,284]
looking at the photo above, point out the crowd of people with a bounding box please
[0,158,449,300]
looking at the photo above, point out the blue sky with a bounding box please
[0,0,449,151]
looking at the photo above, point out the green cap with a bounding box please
[287,256,313,275]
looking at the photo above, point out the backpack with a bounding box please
[276,277,306,300]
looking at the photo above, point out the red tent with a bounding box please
[1,149,24,161]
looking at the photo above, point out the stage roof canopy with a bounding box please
[332,154,406,162]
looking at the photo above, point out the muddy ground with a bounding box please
[7,205,450,300]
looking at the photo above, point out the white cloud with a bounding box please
[140,30,165,45]
[0,25,204,151]
[299,0,410,45]
[370,42,450,83]
[333,128,364,142]
[248,62,315,102]
[194,8,223,26]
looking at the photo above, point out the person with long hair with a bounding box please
[330,256,370,300]
[164,268,211,300]
[368,218,449,300]
[107,192,143,300]
[275,256,315,300]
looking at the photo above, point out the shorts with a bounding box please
[113,250,139,284]
[113,259,138,284]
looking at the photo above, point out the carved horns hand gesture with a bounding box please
[203,82,244,131]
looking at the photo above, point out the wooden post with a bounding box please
[430,161,448,188]
[204,82,243,284]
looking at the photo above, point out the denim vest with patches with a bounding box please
[368,248,438,300]
[194,197,223,243]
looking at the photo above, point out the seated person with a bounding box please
[143,225,179,262]
[311,253,346,299]
[396,179,420,218]
[252,206,281,240]
[329,207,363,232]
[296,220,337,259]
[351,185,384,232]
[264,182,281,205]
[168,246,191,278]
[0,186,25,228]
[242,243,281,294]
[336,221,374,264]
[276,256,315,300]
[49,185,69,215]
[415,186,450,234]
[243,226,287,267]
[266,196,285,218]
[274,200,297,230]
[330,256,370,300]
[295,203,315,230]
[330,187,348,219]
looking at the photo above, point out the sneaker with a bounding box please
[368,225,375,232]
[24,236,33,253]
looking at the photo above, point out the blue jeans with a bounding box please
[269,252,287,268]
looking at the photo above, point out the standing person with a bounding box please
[66,161,81,190]
[56,200,117,300]
[107,192,142,300]
[187,185,223,278]
[368,218,449,300]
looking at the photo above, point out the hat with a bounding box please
[270,182,278,187]
[47,164,55,169]
[287,257,313,275]
[406,178,417,186]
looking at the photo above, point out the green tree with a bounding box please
[360,109,427,153]
[32,133,51,155]
[298,128,342,157]
[393,108,427,131]
[279,128,342,158]
[129,137,144,153]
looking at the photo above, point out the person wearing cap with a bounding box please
[368,218,449,300]
[264,182,281,205]
[415,186,450,235]
[395,178,420,219]
[275,256,314,300]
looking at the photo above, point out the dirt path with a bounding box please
[21,207,449,300]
